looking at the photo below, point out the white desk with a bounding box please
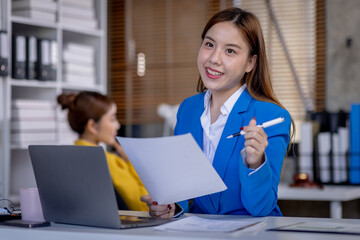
[1,214,360,240]
[278,185,360,219]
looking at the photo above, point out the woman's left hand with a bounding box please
[112,142,130,162]
[242,117,268,169]
[140,195,175,218]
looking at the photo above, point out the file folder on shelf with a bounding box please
[0,31,9,76]
[309,111,352,185]
[332,133,342,183]
[26,36,38,80]
[299,122,319,181]
[49,40,57,81]
[350,104,360,184]
[337,127,349,183]
[12,34,26,79]
[317,132,331,183]
[37,38,51,81]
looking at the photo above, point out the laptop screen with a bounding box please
[28,145,122,229]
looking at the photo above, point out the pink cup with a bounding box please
[20,188,45,222]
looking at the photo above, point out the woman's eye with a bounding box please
[205,42,213,47]
[226,49,235,54]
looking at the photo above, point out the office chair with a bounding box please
[113,187,129,210]
[157,103,180,136]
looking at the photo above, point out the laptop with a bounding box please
[28,145,172,229]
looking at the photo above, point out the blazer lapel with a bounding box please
[191,95,205,149]
[210,90,253,212]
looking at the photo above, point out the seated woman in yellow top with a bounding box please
[57,91,148,211]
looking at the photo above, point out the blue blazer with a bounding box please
[175,89,291,216]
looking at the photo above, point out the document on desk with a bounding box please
[154,216,263,232]
[268,222,360,235]
[116,134,227,204]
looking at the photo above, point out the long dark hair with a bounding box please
[197,7,295,146]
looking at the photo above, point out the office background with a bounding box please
[284,0,360,218]
[108,0,360,218]
[1,0,360,219]
[108,0,360,139]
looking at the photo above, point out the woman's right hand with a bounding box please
[140,195,175,218]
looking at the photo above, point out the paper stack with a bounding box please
[62,42,96,87]
[154,216,263,232]
[11,99,56,145]
[12,0,57,22]
[58,110,77,144]
[61,0,98,29]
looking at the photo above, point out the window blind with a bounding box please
[241,0,325,135]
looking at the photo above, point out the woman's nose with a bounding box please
[209,49,222,65]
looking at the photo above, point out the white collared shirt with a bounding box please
[200,84,247,164]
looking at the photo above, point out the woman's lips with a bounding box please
[205,67,224,79]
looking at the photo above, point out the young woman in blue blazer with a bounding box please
[141,7,293,217]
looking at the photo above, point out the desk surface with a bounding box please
[278,184,360,201]
[1,214,360,240]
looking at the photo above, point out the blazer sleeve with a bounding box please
[238,109,291,216]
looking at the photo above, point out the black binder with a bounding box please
[26,36,38,80]
[37,38,51,81]
[12,34,26,79]
[0,31,9,76]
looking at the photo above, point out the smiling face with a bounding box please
[197,21,256,98]
[94,103,120,145]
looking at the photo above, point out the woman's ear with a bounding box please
[245,54,257,73]
[85,119,98,135]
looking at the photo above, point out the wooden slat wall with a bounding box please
[108,0,219,125]
[108,0,127,122]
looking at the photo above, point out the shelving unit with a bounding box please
[0,0,107,202]
[0,77,4,197]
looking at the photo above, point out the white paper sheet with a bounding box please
[154,216,263,232]
[270,221,360,235]
[116,134,227,204]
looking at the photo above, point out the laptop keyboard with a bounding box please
[120,216,151,224]
[119,215,172,228]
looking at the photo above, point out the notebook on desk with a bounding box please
[28,145,172,229]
